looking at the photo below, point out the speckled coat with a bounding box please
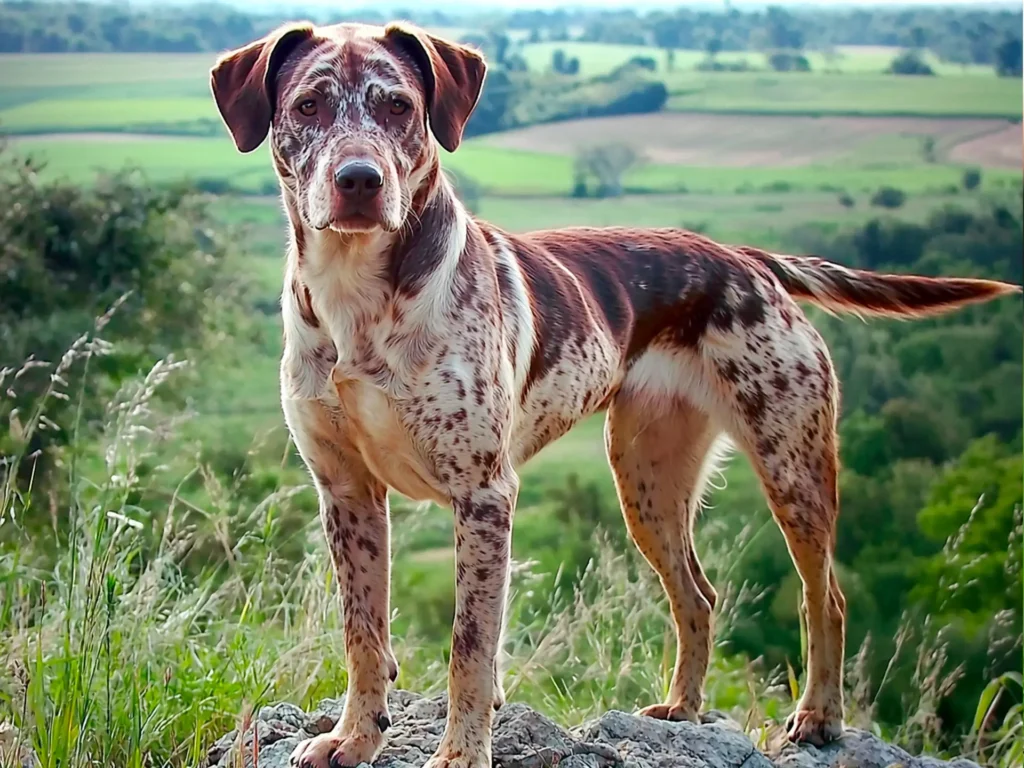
[209,20,1019,768]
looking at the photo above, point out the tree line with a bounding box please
[1,2,1020,77]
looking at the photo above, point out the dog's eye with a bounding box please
[389,97,410,116]
[297,99,317,117]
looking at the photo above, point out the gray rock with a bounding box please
[206,691,978,768]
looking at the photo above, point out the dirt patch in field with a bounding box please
[947,123,1022,168]
[483,113,1022,169]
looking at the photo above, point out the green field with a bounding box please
[2,45,1020,137]
[519,41,1001,77]
[663,70,1022,118]
[13,134,1019,199]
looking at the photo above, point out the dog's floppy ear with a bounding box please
[210,23,314,153]
[385,23,487,153]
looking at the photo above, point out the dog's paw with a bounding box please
[289,729,383,768]
[785,707,843,746]
[638,702,698,723]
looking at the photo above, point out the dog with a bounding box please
[210,21,1019,768]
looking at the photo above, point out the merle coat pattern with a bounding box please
[209,21,1020,768]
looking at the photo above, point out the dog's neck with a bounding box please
[280,162,470,384]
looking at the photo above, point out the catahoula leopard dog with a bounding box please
[209,20,1019,768]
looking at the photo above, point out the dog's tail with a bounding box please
[741,247,1021,319]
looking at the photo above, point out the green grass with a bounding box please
[10,135,269,187]
[663,71,1022,118]
[0,97,221,134]
[14,133,1018,198]
[2,335,1016,766]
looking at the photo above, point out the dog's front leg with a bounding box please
[285,404,396,768]
[426,470,518,768]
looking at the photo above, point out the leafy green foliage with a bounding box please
[0,148,250,493]
[888,51,936,76]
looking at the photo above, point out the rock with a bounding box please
[206,691,980,768]
[574,710,773,768]
[767,728,982,768]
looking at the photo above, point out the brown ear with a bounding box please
[385,23,487,153]
[210,23,314,153]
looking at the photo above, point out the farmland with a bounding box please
[1,12,1022,767]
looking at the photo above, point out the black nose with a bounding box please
[334,161,383,200]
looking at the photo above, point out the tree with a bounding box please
[962,168,982,191]
[909,26,927,51]
[552,48,566,73]
[573,144,644,198]
[652,17,682,54]
[870,186,907,209]
[994,36,1023,77]
[765,6,803,51]
[921,136,937,164]
[491,32,510,65]
[913,436,1022,627]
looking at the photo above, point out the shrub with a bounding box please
[871,186,907,209]
[962,168,982,191]
[192,176,236,194]
[768,51,811,72]
[626,55,657,71]
[887,50,935,76]
[0,148,248,491]
[552,49,580,75]
[696,58,754,72]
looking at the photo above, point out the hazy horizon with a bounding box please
[116,0,1023,9]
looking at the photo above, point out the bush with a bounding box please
[551,49,580,75]
[0,149,248,490]
[514,71,668,129]
[768,51,811,72]
[696,58,754,72]
[871,186,907,209]
[626,55,657,71]
[839,192,856,208]
[962,167,982,191]
[887,50,935,76]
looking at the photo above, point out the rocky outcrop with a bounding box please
[206,690,981,768]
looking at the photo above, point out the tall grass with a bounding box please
[0,326,1019,767]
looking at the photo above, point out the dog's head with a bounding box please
[211,22,485,234]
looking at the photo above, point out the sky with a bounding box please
[267,0,1018,7]
[127,0,1020,8]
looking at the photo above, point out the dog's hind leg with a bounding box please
[605,392,724,722]
[706,309,846,746]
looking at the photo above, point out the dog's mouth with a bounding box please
[323,212,391,234]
